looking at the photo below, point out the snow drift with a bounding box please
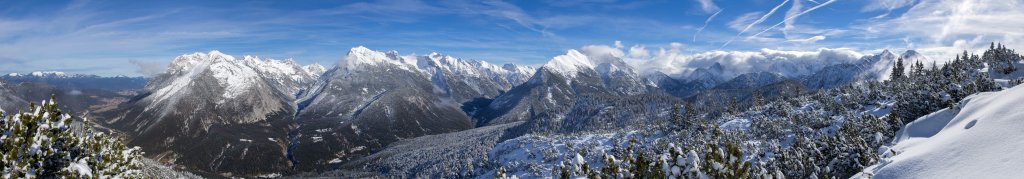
[858,83,1024,178]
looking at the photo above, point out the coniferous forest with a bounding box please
[546,44,1021,179]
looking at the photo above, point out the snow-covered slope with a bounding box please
[289,46,535,171]
[857,50,928,81]
[712,71,788,90]
[336,122,525,178]
[98,47,533,176]
[858,84,1024,178]
[158,51,322,101]
[799,50,925,90]
[106,51,320,177]
[0,81,27,113]
[417,52,535,102]
[475,48,669,132]
[650,49,914,99]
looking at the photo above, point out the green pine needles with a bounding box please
[0,97,143,178]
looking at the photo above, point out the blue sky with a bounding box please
[0,0,1021,76]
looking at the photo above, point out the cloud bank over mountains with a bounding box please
[561,41,867,81]
[861,0,1024,62]
[0,0,1020,76]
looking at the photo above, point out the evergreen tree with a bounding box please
[729,96,740,114]
[0,97,143,178]
[751,92,765,110]
[671,102,684,130]
[494,167,509,179]
[702,143,751,179]
[890,57,905,81]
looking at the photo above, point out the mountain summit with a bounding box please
[104,51,321,176]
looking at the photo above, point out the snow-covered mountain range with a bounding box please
[96,47,537,176]
[476,49,655,127]
[102,51,321,176]
[42,45,950,178]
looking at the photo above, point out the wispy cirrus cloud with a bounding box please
[862,0,1024,62]
[862,0,917,12]
[749,0,837,40]
[695,0,720,13]
[694,9,723,42]
[721,0,790,48]
[787,35,826,43]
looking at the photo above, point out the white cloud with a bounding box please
[614,40,624,48]
[782,0,803,38]
[634,47,863,79]
[129,60,168,77]
[722,0,790,47]
[670,42,684,49]
[788,35,826,43]
[695,0,721,13]
[740,0,789,34]
[727,12,762,32]
[868,0,1024,61]
[862,0,918,12]
[750,0,837,39]
[580,44,626,63]
[628,45,650,58]
[694,9,724,42]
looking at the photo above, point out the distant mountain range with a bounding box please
[0,71,147,117]
[3,71,147,92]
[0,46,929,178]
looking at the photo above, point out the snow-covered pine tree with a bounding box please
[671,102,684,131]
[701,142,750,179]
[0,97,143,178]
[890,57,905,81]
[494,167,509,179]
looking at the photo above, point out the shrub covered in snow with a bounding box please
[0,97,143,178]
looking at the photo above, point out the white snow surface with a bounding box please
[419,52,535,82]
[69,159,92,177]
[153,50,322,103]
[858,84,1024,178]
[543,49,595,77]
[339,46,417,71]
